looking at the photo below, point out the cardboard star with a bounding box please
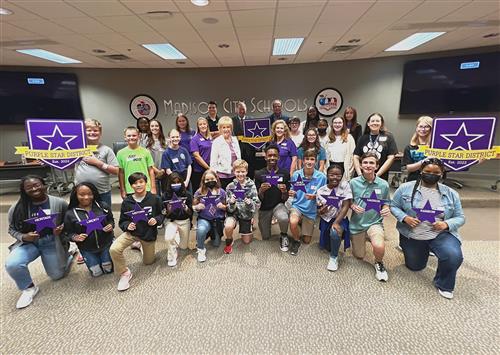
[413,200,442,223]
[201,190,220,207]
[124,203,148,224]
[265,174,282,186]
[320,188,345,208]
[166,192,185,211]
[230,182,246,200]
[78,211,107,235]
[25,208,59,233]
[291,175,309,193]
[360,191,386,213]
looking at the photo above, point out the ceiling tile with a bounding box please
[235,26,273,40]
[231,9,275,27]
[54,17,115,34]
[185,11,233,29]
[0,22,36,37]
[95,15,154,33]
[174,0,228,12]
[398,1,471,23]
[275,5,323,27]
[227,0,276,11]
[122,31,167,44]
[120,0,179,14]
[439,0,500,22]
[7,18,74,36]
[67,0,133,17]
[48,34,114,53]
[2,1,40,21]
[13,0,86,19]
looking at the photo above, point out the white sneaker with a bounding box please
[438,288,453,299]
[131,241,142,251]
[167,247,178,267]
[117,270,133,291]
[16,286,39,309]
[327,257,338,271]
[197,248,207,262]
[374,262,388,281]
[68,242,78,256]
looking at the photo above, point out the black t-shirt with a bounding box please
[354,132,398,180]
[254,167,290,211]
[402,144,427,181]
[207,115,220,132]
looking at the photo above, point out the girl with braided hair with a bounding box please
[391,158,465,299]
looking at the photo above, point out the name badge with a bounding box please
[172,158,179,163]
[379,136,387,142]
[200,138,205,141]
[375,188,382,194]
[310,185,317,191]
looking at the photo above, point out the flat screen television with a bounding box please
[399,51,500,114]
[0,71,83,124]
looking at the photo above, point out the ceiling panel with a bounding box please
[48,34,115,53]
[231,9,275,27]
[54,17,115,34]
[120,0,179,14]
[235,26,273,40]
[67,0,133,17]
[13,0,87,19]
[2,1,41,21]
[275,5,323,27]
[0,22,36,37]
[174,0,228,12]
[7,18,74,36]
[122,31,167,44]
[439,0,500,22]
[185,11,233,29]
[397,1,471,23]
[227,0,276,11]
[95,15,154,33]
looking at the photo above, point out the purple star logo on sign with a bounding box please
[79,211,107,235]
[26,119,86,170]
[320,188,345,208]
[360,191,386,213]
[431,117,497,171]
[243,118,271,149]
[125,203,148,224]
[412,200,443,223]
[25,208,59,233]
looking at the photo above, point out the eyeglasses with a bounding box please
[417,125,431,130]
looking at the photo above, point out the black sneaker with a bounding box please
[290,240,300,256]
[280,234,289,252]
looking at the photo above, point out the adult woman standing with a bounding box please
[271,119,297,176]
[5,175,73,309]
[297,128,327,172]
[146,119,167,194]
[325,116,356,180]
[289,116,304,148]
[353,113,398,181]
[301,106,320,133]
[390,158,464,299]
[190,117,213,193]
[210,116,241,189]
[176,113,195,152]
[402,116,433,182]
[343,106,362,144]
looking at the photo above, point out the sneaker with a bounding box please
[76,254,85,264]
[197,248,207,262]
[68,242,78,256]
[131,241,142,251]
[374,262,388,281]
[327,257,338,271]
[223,244,233,254]
[167,248,178,267]
[429,251,436,257]
[438,288,453,299]
[16,286,39,309]
[117,270,133,291]
[290,240,300,256]
[396,245,403,252]
[279,234,289,252]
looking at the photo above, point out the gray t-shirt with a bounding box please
[148,138,166,169]
[74,144,118,193]
[408,186,444,241]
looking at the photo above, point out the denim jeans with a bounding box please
[99,191,112,208]
[80,247,113,273]
[400,232,463,292]
[5,235,71,290]
[196,219,221,249]
[329,228,341,258]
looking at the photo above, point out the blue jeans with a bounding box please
[196,218,222,249]
[99,191,112,207]
[80,247,113,274]
[319,218,350,256]
[5,235,71,290]
[329,228,341,258]
[400,232,463,292]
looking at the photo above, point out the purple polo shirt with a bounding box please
[277,138,297,171]
[190,133,212,172]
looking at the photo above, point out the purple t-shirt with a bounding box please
[180,130,195,153]
[276,138,298,172]
[190,133,212,172]
[194,188,226,220]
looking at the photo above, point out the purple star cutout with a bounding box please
[125,203,148,224]
[320,188,345,208]
[247,122,266,137]
[37,124,78,151]
[201,190,221,216]
[413,200,442,223]
[360,191,386,213]
[230,182,246,200]
[441,122,484,151]
[166,192,185,211]
[25,208,59,233]
[291,175,309,193]
[79,211,107,235]
[265,174,282,186]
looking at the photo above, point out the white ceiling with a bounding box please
[0,0,498,68]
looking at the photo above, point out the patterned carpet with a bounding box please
[1,216,499,354]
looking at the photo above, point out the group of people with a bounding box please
[5,100,465,309]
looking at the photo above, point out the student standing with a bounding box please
[161,129,192,190]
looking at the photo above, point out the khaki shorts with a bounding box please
[350,224,385,259]
[289,208,315,236]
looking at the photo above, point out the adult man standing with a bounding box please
[268,99,290,125]
[206,101,220,138]
[232,102,257,178]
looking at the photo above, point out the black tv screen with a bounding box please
[0,71,83,124]
[399,52,500,114]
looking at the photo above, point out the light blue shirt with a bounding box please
[291,169,327,220]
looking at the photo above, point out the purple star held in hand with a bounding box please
[320,188,345,208]
[264,174,282,186]
[25,208,59,233]
[79,211,107,235]
[291,175,309,193]
[360,191,386,213]
[230,182,246,200]
[125,203,148,224]
[166,192,185,211]
[413,200,442,223]
[201,190,220,208]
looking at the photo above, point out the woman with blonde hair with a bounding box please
[190,117,213,193]
[210,116,241,189]
[402,116,433,182]
[325,116,356,180]
[271,119,298,176]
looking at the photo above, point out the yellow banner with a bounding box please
[237,135,272,143]
[15,145,98,159]
[416,145,500,160]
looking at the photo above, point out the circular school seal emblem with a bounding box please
[314,88,343,117]
[130,94,158,120]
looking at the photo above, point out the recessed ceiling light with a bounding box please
[218,44,229,48]
[145,10,174,19]
[385,32,445,51]
[272,38,304,56]
[142,43,187,60]
[278,57,287,61]
[16,49,81,64]
[191,0,209,6]
[176,61,186,64]
[92,49,106,53]
[0,7,13,15]
[202,17,218,24]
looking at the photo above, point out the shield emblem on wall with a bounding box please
[26,119,87,170]
[430,117,497,171]
[243,117,271,149]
